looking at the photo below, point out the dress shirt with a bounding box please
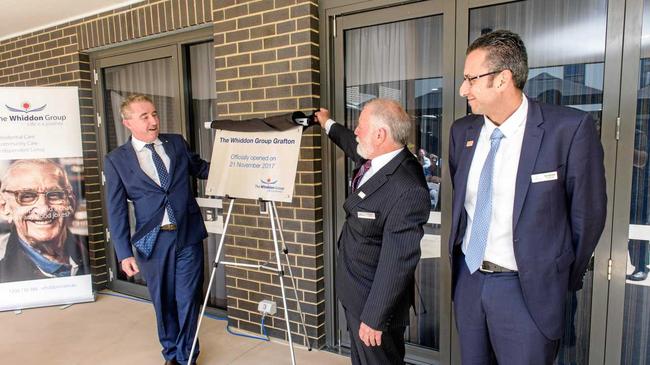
[325,119,403,188]
[462,96,528,270]
[131,136,172,225]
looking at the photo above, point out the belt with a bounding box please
[479,261,517,273]
[160,224,177,231]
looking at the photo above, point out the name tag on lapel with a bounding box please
[357,211,376,220]
[531,171,558,183]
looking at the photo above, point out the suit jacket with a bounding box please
[329,124,430,331]
[0,228,89,283]
[104,133,210,262]
[448,97,607,340]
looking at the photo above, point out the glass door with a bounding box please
[92,33,227,310]
[607,0,650,363]
[330,1,455,363]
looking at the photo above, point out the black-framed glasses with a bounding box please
[463,70,503,85]
[2,189,68,206]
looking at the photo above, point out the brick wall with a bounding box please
[212,0,323,346]
[0,0,216,288]
[0,0,324,347]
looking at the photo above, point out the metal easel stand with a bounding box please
[188,197,312,365]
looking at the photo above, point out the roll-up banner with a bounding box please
[206,126,302,202]
[0,87,94,311]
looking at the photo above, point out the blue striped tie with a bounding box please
[145,143,176,225]
[465,128,504,273]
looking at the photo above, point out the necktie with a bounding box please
[464,128,504,273]
[133,144,176,258]
[352,160,372,192]
[145,143,176,224]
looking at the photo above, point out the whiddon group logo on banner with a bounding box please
[206,127,302,203]
[5,101,47,114]
[0,87,81,160]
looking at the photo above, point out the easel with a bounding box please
[188,196,312,365]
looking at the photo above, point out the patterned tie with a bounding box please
[352,160,372,192]
[133,144,176,258]
[465,128,505,273]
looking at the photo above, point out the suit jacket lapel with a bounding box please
[513,98,544,229]
[454,117,482,213]
[121,138,160,189]
[343,147,409,212]
[160,134,176,182]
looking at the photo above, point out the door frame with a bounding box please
[319,0,457,363]
[89,26,213,299]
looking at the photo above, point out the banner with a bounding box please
[0,87,94,311]
[206,127,302,202]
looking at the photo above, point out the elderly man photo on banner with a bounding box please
[0,159,88,283]
[104,94,210,365]
[314,99,430,365]
[448,30,607,364]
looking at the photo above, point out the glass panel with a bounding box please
[344,14,443,351]
[622,1,650,363]
[469,0,608,363]
[187,41,227,309]
[103,57,179,151]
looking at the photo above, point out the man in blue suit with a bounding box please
[104,94,210,365]
[449,30,607,364]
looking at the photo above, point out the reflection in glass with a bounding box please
[622,2,650,363]
[344,14,443,350]
[470,0,607,363]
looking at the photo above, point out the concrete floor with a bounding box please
[0,291,349,365]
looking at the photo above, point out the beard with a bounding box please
[356,137,373,159]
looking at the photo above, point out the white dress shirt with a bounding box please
[325,119,403,188]
[131,136,173,225]
[462,97,528,270]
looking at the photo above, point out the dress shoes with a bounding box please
[164,360,180,365]
[627,270,648,281]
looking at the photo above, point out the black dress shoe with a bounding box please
[164,360,180,365]
[627,271,648,281]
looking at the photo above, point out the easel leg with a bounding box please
[271,202,312,350]
[188,197,235,365]
[269,201,297,365]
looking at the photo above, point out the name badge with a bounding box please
[357,211,376,220]
[531,171,558,183]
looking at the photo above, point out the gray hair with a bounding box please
[364,98,411,146]
[120,93,155,119]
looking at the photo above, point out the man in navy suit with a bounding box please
[315,99,430,364]
[104,94,210,365]
[449,30,607,364]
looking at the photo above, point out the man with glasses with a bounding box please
[0,159,88,283]
[448,30,607,364]
[104,94,210,365]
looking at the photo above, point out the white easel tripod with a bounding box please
[188,196,312,365]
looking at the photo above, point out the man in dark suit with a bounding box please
[0,159,88,283]
[104,94,210,365]
[449,30,607,364]
[315,99,430,364]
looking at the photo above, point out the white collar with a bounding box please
[131,136,162,152]
[483,95,528,138]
